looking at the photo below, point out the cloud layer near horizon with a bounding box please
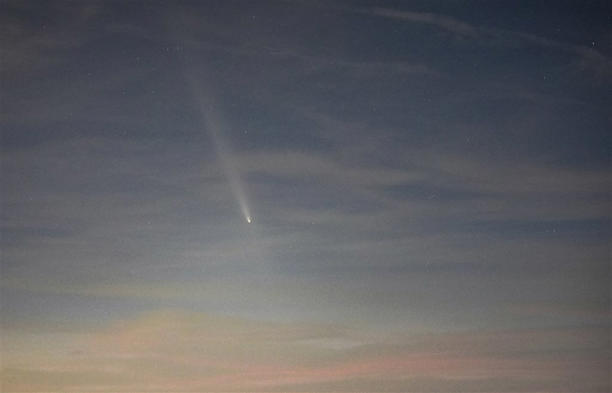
[3,310,610,392]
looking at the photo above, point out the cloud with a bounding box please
[0,1,103,75]
[2,310,609,392]
[362,6,612,82]
[369,8,478,37]
[1,6,609,392]
[2,134,608,308]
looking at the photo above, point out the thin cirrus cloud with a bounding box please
[368,7,479,37]
[1,1,610,392]
[365,5,611,81]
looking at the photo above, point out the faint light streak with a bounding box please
[183,68,253,224]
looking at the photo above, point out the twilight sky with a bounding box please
[1,1,610,392]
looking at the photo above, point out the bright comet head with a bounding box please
[246,216,252,223]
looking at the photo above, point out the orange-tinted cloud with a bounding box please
[2,310,609,392]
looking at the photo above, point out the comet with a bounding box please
[169,12,253,225]
[183,66,253,225]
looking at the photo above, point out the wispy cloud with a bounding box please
[361,5,612,82]
[2,311,609,392]
[368,7,478,37]
[2,3,609,391]
[0,2,103,75]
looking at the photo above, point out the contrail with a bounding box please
[183,67,252,224]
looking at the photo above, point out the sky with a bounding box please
[1,1,610,392]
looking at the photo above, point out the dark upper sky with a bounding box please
[1,1,610,391]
